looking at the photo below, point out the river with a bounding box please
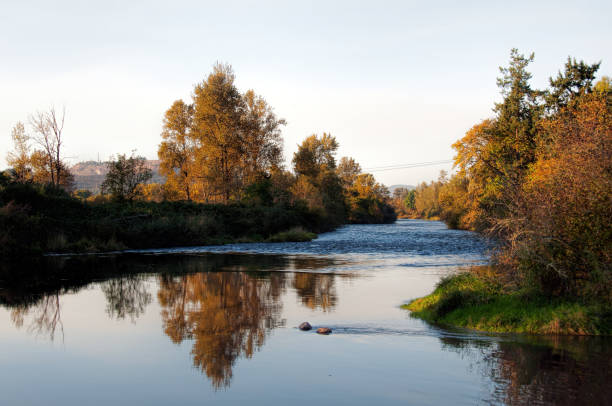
[0,219,610,405]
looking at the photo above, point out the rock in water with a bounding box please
[317,327,332,335]
[299,322,312,331]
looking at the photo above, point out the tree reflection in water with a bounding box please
[158,272,285,388]
[5,274,153,340]
[102,275,152,322]
[0,253,349,388]
[440,335,612,405]
[292,272,337,311]
[157,269,344,389]
[10,293,64,341]
[151,253,348,388]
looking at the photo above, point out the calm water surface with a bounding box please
[1,220,610,405]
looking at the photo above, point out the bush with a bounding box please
[267,227,317,242]
[0,181,327,258]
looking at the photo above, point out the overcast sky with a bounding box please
[1,0,610,185]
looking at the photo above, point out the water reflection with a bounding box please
[158,272,286,388]
[102,275,152,322]
[10,293,64,341]
[292,272,337,311]
[441,335,612,405]
[1,242,610,402]
[0,252,348,387]
[155,257,346,388]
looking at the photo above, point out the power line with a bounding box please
[363,159,453,172]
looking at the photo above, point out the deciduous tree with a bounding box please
[6,122,32,182]
[101,154,153,201]
[158,100,197,201]
[29,107,68,187]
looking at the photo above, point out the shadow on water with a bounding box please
[0,252,345,308]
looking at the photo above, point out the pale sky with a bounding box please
[1,0,610,185]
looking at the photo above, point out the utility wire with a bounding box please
[363,159,453,172]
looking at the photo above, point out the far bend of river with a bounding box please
[1,220,611,405]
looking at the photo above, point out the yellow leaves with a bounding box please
[525,158,556,190]
[351,173,387,200]
[159,64,286,203]
[452,119,494,176]
[289,176,322,209]
[292,133,339,177]
[337,156,361,187]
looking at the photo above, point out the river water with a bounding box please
[0,219,610,405]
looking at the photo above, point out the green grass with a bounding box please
[403,272,612,335]
[266,227,317,242]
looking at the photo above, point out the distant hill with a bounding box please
[388,184,415,195]
[70,160,163,192]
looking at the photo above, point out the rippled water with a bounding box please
[1,220,610,405]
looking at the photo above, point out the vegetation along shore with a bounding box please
[1,64,395,263]
[403,50,611,335]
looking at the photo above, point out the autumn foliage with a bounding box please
[415,50,611,302]
[156,64,395,226]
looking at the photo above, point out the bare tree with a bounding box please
[10,293,64,342]
[29,106,66,187]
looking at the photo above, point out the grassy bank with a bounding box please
[403,270,612,335]
[266,227,317,242]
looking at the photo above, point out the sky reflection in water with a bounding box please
[0,220,610,405]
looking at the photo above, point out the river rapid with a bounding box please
[0,219,610,405]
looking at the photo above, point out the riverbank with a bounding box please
[404,270,612,336]
[0,182,330,259]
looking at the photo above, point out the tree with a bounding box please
[404,189,416,210]
[240,89,285,183]
[493,49,541,182]
[26,150,74,190]
[417,50,611,299]
[594,76,612,106]
[29,107,68,187]
[449,49,543,231]
[499,90,612,299]
[291,133,345,222]
[292,133,338,178]
[6,122,32,182]
[161,63,288,203]
[546,57,600,112]
[414,179,443,219]
[101,154,153,201]
[158,64,287,203]
[6,118,74,190]
[351,173,388,200]
[158,100,197,201]
[337,156,361,187]
[594,76,611,94]
[345,173,394,223]
[192,63,245,203]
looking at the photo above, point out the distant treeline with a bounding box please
[408,50,612,303]
[2,63,395,259]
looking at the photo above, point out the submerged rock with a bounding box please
[299,322,312,331]
[317,327,332,335]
